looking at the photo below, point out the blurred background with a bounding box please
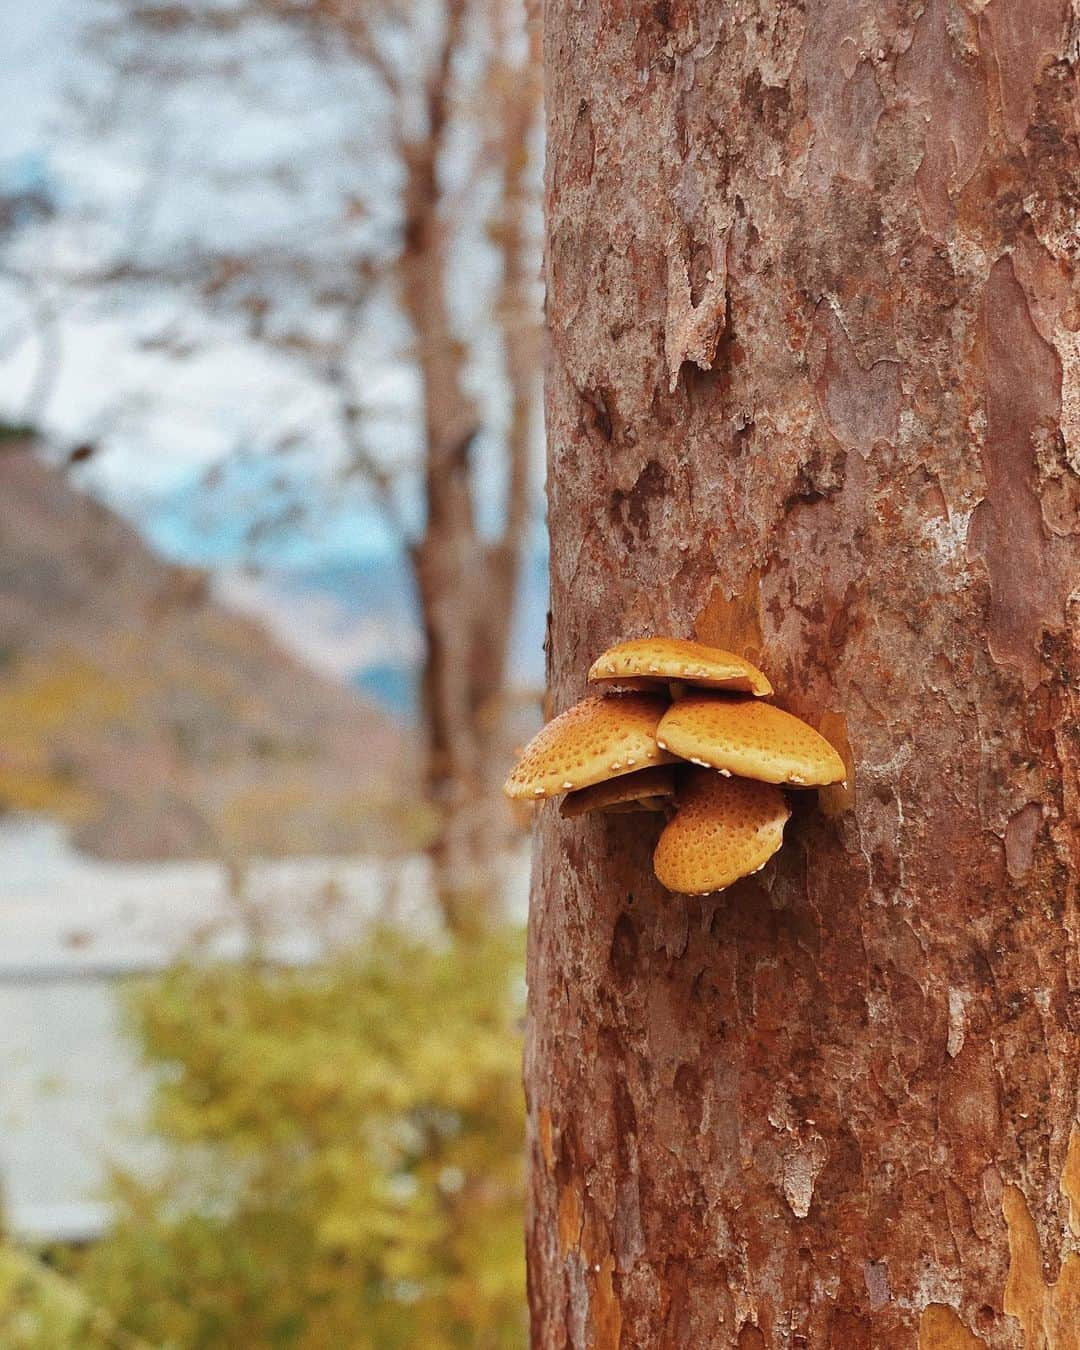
[0,0,544,1343]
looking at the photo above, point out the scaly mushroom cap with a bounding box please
[560,765,676,819]
[504,694,674,801]
[656,695,846,786]
[653,769,790,895]
[588,637,773,697]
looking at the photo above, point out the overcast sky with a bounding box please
[0,0,541,540]
[0,0,545,695]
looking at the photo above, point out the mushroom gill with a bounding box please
[560,764,676,818]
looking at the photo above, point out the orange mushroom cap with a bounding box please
[656,695,846,787]
[559,764,676,818]
[503,694,675,801]
[588,637,773,697]
[653,768,790,895]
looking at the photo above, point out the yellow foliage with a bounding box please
[0,650,134,820]
[0,767,97,821]
[0,650,136,737]
[215,784,439,857]
[71,925,527,1348]
[0,1242,146,1349]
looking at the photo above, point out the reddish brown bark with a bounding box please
[527,2,1080,1345]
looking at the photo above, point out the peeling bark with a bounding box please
[528,1,1080,1345]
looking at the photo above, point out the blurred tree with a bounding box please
[78,0,544,925]
[71,927,526,1348]
[0,1241,147,1349]
[343,0,543,923]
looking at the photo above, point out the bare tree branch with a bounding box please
[64,0,544,922]
[0,267,62,428]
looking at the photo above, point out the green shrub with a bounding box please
[72,926,526,1349]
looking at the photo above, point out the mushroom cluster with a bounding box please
[503,637,846,895]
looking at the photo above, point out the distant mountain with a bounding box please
[0,442,417,860]
[141,451,549,718]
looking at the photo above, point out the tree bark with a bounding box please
[527,2,1080,1346]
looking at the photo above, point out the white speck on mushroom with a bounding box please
[690,757,709,767]
[626,757,636,766]
[718,768,731,777]
[790,775,806,785]
[610,761,623,771]
[533,787,544,797]
[657,739,668,750]
[562,781,574,790]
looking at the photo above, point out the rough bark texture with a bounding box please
[527,2,1080,1345]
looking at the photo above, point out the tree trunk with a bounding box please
[402,3,542,925]
[527,2,1080,1345]
[402,128,490,919]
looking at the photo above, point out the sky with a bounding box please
[0,0,546,710]
[2,0,408,500]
